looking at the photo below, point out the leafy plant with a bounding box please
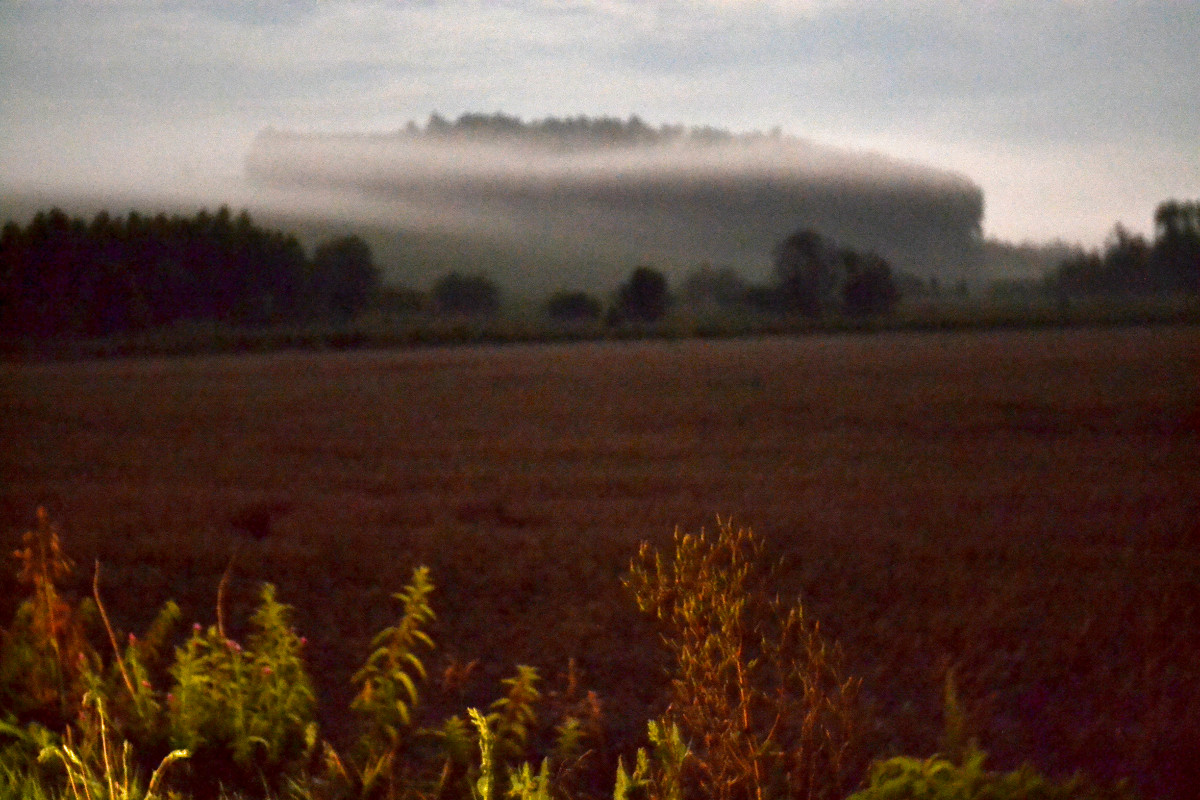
[848,748,1141,800]
[168,583,315,775]
[0,508,101,728]
[486,665,541,770]
[345,565,436,798]
[612,720,690,800]
[625,519,864,800]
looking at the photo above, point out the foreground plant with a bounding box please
[847,747,1141,800]
[36,693,188,800]
[3,511,1155,800]
[169,583,316,780]
[626,519,865,800]
[0,508,100,729]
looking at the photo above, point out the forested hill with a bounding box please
[245,113,984,288]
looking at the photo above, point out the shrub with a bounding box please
[545,290,603,322]
[433,272,501,316]
[625,519,865,800]
[168,584,316,775]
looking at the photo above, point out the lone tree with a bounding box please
[616,266,670,323]
[774,229,836,317]
[309,235,379,321]
[841,250,899,316]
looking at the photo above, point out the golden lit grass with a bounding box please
[2,325,1198,798]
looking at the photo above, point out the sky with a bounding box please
[1,0,1197,247]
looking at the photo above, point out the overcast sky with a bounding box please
[2,0,1197,246]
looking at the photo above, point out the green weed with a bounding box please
[848,748,1140,800]
[169,583,316,783]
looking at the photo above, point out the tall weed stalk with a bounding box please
[626,519,865,800]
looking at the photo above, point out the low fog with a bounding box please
[240,118,984,292]
[2,115,989,295]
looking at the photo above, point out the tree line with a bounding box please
[1051,199,1200,297]
[1,207,904,343]
[408,111,753,149]
[0,207,379,338]
[433,229,901,324]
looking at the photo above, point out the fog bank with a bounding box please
[245,121,985,289]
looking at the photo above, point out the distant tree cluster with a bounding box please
[1052,199,1200,296]
[0,207,379,339]
[772,229,900,317]
[431,271,500,316]
[409,111,747,149]
[534,229,900,328]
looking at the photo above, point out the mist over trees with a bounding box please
[0,207,379,338]
[5,194,1193,351]
[245,112,984,290]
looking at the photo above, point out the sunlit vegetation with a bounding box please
[1,514,1145,799]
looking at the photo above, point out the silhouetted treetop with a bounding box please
[615,266,671,323]
[0,207,380,339]
[1052,199,1200,296]
[404,111,741,150]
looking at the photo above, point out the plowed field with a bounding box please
[3,325,1198,798]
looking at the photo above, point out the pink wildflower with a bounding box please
[262,666,273,676]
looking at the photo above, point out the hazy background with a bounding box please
[2,0,1198,247]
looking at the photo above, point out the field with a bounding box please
[2,325,1198,798]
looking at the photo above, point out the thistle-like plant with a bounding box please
[92,563,180,747]
[1,508,101,728]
